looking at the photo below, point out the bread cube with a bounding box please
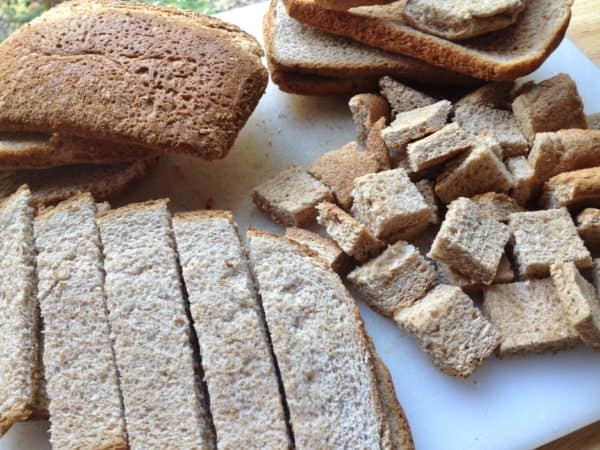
[471,192,523,222]
[435,136,514,204]
[577,208,600,253]
[429,197,510,285]
[437,255,514,295]
[365,117,391,170]
[509,208,592,278]
[551,262,600,350]
[406,123,472,173]
[379,76,436,115]
[512,74,587,143]
[316,201,384,263]
[505,156,536,206]
[540,167,600,209]
[455,82,515,110]
[252,165,332,227]
[285,227,353,275]
[348,94,390,142]
[348,241,437,317]
[415,179,440,225]
[395,284,500,377]
[381,100,451,152]
[483,279,579,355]
[351,168,431,242]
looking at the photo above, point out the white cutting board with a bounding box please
[2,2,600,449]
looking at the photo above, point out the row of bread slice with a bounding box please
[0,186,414,449]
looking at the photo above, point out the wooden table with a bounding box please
[540,4,600,448]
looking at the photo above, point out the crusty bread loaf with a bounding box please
[283,0,573,80]
[173,211,290,449]
[34,193,126,450]
[247,229,391,448]
[98,200,214,449]
[540,167,600,209]
[0,186,38,436]
[0,0,267,160]
[0,159,157,208]
[0,132,159,170]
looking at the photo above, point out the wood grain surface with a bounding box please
[539,4,600,448]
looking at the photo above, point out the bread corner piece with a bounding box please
[483,279,579,356]
[395,284,500,378]
[429,197,510,285]
[246,228,393,448]
[285,227,353,275]
[0,185,37,435]
[348,240,437,317]
[577,208,600,254]
[509,208,592,279]
[348,94,390,142]
[455,81,516,110]
[252,164,333,226]
[540,167,600,209]
[379,76,437,115]
[505,155,536,206]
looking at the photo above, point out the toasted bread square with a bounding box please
[505,156,536,206]
[483,279,579,355]
[407,123,472,173]
[317,201,384,262]
[379,76,436,115]
[351,168,431,242]
[551,262,600,350]
[285,227,353,274]
[252,165,333,227]
[349,94,390,142]
[429,197,510,285]
[471,192,524,222]
[348,241,437,317]
[540,167,600,209]
[509,208,592,278]
[395,284,500,377]
[437,255,514,296]
[308,142,381,210]
[577,208,600,254]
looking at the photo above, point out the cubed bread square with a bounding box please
[455,82,515,110]
[381,100,452,152]
[252,165,332,226]
[395,284,500,378]
[512,74,587,143]
[551,262,600,350]
[483,279,579,355]
[379,76,436,115]
[437,255,514,297]
[348,240,437,317]
[509,208,592,278]
[471,192,524,222]
[351,168,432,242]
[506,156,536,206]
[577,208,600,253]
[435,136,514,204]
[285,227,353,274]
[406,123,472,173]
[348,93,390,142]
[308,142,381,210]
[429,197,510,284]
[317,201,384,262]
[540,167,600,209]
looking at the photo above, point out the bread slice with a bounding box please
[471,192,523,222]
[268,66,378,95]
[0,132,159,170]
[509,208,592,278]
[265,0,478,86]
[34,193,126,450]
[0,0,267,160]
[505,155,535,206]
[406,123,472,173]
[402,0,525,41]
[550,262,600,350]
[482,279,579,355]
[285,227,353,274]
[454,81,515,109]
[247,229,391,448]
[349,94,390,142]
[577,208,600,254]
[429,197,510,285]
[0,158,157,208]
[348,240,437,317]
[173,211,290,449]
[98,200,214,449]
[512,74,587,143]
[0,186,38,436]
[283,0,573,80]
[540,167,600,209]
[395,284,500,377]
[30,326,49,420]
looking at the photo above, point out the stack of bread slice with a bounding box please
[264,0,574,95]
[0,0,268,207]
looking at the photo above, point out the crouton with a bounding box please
[347,241,437,317]
[587,113,600,130]
[509,208,592,278]
[351,169,432,242]
[505,156,536,206]
[455,81,515,110]
[454,103,528,157]
[540,167,600,209]
[471,192,524,222]
[482,279,579,355]
[429,197,510,285]
[437,255,514,297]
[406,123,472,173]
[379,76,436,115]
[365,117,391,170]
[308,142,381,210]
[252,165,332,227]
[577,208,600,253]
[435,136,514,204]
[349,94,391,142]
[316,201,384,262]
[512,74,588,143]
[551,262,600,350]
[395,284,500,378]
[415,179,440,225]
[285,227,353,275]
[381,101,451,152]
